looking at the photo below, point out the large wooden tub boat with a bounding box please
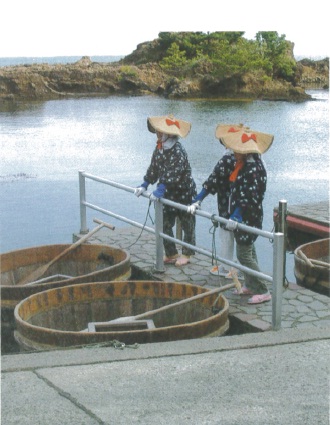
[294,238,329,296]
[14,280,229,351]
[1,244,131,352]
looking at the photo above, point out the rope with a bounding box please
[124,200,154,249]
[84,340,139,350]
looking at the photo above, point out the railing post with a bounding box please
[272,231,285,330]
[278,200,288,278]
[79,170,89,234]
[154,200,165,272]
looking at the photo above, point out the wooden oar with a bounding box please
[309,258,330,268]
[17,218,115,286]
[297,249,314,268]
[105,281,240,325]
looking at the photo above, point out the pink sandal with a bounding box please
[175,255,191,267]
[164,254,179,264]
[232,286,253,295]
[248,293,271,304]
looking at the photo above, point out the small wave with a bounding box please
[0,173,37,183]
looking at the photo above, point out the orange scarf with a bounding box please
[229,159,244,182]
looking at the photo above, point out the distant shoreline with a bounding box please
[1,54,327,68]
[0,55,124,67]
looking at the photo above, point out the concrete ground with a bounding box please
[1,327,329,425]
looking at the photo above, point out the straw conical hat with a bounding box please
[215,124,274,154]
[147,115,191,138]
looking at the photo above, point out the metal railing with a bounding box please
[78,170,286,330]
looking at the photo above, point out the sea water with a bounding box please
[0,89,328,281]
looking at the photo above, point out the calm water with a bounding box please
[0,90,328,280]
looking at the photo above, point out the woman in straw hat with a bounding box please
[190,124,274,304]
[134,115,197,267]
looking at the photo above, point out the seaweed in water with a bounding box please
[0,173,37,182]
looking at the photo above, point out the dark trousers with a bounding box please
[236,242,268,294]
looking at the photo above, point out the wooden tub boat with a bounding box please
[1,244,131,351]
[14,280,229,351]
[294,238,329,296]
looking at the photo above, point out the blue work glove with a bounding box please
[192,187,208,203]
[150,183,166,201]
[134,181,149,197]
[226,207,243,231]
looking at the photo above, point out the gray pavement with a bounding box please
[2,327,329,424]
[2,225,329,424]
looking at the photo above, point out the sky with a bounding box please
[1,0,328,59]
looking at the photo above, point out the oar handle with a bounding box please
[93,218,115,230]
[133,282,238,320]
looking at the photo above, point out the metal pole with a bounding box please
[154,201,165,272]
[278,200,288,282]
[272,232,285,330]
[79,170,88,234]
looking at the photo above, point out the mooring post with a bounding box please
[79,170,89,234]
[154,200,165,272]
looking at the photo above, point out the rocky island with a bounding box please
[0,32,328,102]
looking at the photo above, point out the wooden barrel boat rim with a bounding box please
[14,281,229,335]
[294,239,329,265]
[14,302,228,335]
[0,244,131,290]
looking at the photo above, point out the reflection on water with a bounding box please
[0,91,328,280]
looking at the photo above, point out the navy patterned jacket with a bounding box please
[202,152,235,222]
[144,141,197,211]
[203,153,267,244]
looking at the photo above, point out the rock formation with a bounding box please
[0,51,328,102]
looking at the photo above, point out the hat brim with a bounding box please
[216,124,274,154]
[147,116,191,138]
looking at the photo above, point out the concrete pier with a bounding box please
[2,224,329,425]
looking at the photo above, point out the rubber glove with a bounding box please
[187,201,201,215]
[134,181,149,197]
[192,187,208,203]
[226,207,243,231]
[150,183,166,201]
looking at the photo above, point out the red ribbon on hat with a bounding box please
[228,127,240,133]
[166,118,180,129]
[241,133,257,143]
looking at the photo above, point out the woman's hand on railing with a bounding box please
[225,207,242,231]
[134,186,147,197]
[149,183,166,202]
[134,181,149,197]
[187,201,201,215]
